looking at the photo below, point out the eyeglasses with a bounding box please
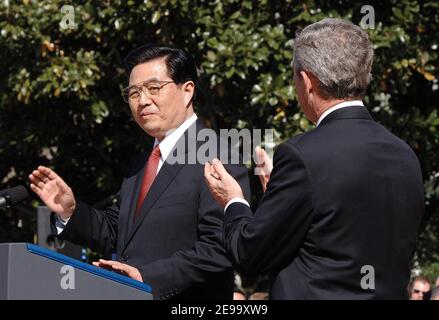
[122,80,174,103]
[413,289,429,294]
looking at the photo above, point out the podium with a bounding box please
[0,243,153,300]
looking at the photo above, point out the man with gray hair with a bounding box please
[204,18,425,299]
[430,287,439,300]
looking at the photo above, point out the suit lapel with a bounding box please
[124,161,187,247]
[118,149,151,250]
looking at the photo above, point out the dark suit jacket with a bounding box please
[225,106,424,299]
[60,119,251,300]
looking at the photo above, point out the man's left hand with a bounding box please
[93,259,143,282]
[204,158,244,208]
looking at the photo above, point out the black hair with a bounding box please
[123,44,198,102]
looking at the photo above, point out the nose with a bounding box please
[138,90,153,107]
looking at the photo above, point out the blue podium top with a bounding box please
[27,243,152,294]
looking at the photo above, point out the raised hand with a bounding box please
[204,159,244,208]
[255,146,273,192]
[29,166,76,220]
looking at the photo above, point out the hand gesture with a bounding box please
[29,166,76,220]
[204,159,244,208]
[93,260,143,282]
[255,146,273,192]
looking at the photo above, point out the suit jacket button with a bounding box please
[122,254,129,261]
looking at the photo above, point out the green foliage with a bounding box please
[0,0,438,275]
[421,262,439,284]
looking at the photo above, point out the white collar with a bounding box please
[154,113,198,161]
[316,100,364,127]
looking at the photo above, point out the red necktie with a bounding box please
[135,145,161,216]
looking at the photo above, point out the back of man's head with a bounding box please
[292,18,374,100]
[430,287,439,300]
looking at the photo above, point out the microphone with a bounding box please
[0,185,29,209]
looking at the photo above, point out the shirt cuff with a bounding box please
[55,215,70,235]
[224,198,250,213]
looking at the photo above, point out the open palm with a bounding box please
[29,166,76,220]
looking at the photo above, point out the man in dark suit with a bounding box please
[205,18,425,299]
[29,44,250,300]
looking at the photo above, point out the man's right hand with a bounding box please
[29,166,76,220]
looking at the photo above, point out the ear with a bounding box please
[182,81,195,106]
[300,71,314,95]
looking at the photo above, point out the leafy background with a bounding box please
[1,0,438,285]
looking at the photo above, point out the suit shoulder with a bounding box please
[374,122,422,165]
[282,129,318,152]
[274,137,309,163]
[376,122,414,148]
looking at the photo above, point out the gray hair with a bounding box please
[431,287,439,300]
[292,18,374,100]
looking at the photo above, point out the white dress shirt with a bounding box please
[155,113,198,172]
[224,101,364,212]
[56,114,198,234]
[316,100,364,127]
